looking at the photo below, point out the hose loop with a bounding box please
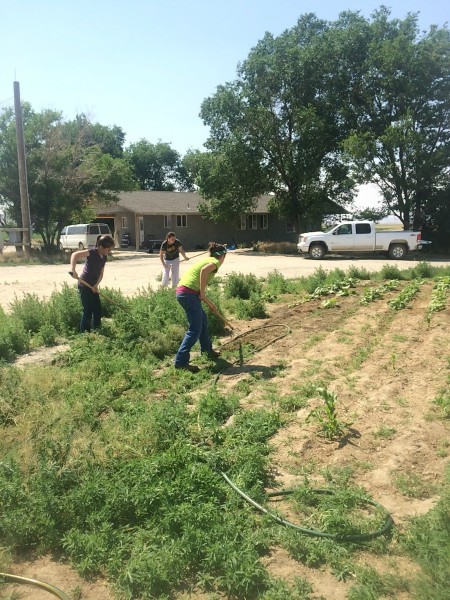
[221,472,394,542]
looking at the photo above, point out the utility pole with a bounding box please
[13,81,32,255]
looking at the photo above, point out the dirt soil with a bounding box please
[3,279,449,599]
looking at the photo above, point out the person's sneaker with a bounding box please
[175,364,200,373]
[203,349,221,359]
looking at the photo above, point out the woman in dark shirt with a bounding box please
[69,234,115,332]
[159,231,189,288]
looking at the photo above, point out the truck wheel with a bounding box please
[389,244,407,259]
[309,243,326,259]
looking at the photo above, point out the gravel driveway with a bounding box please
[0,248,447,311]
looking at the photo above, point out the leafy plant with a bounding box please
[425,276,450,326]
[306,386,351,440]
[359,280,399,305]
[388,279,424,310]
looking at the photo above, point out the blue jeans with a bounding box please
[79,286,101,332]
[175,292,212,367]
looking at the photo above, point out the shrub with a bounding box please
[224,272,263,299]
[36,321,58,347]
[0,316,30,361]
[48,284,82,335]
[380,264,404,280]
[410,261,435,279]
[346,265,372,280]
[254,241,298,254]
[9,293,50,334]
[299,266,328,294]
[232,293,267,320]
[265,270,293,294]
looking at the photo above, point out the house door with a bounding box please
[138,217,144,247]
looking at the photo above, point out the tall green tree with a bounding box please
[199,14,358,230]
[64,114,126,158]
[343,8,450,232]
[126,140,194,191]
[0,104,136,251]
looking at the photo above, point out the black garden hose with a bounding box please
[221,472,394,542]
[0,573,70,599]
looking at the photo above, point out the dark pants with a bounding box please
[174,292,212,367]
[79,286,101,332]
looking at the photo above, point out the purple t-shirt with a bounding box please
[78,249,106,287]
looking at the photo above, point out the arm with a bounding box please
[179,245,189,261]
[92,267,105,293]
[159,248,165,265]
[198,263,218,308]
[69,249,89,279]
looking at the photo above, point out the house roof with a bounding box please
[95,191,347,216]
[95,191,273,216]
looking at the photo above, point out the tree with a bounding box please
[199,14,358,230]
[352,206,389,223]
[343,8,450,232]
[63,114,126,158]
[0,104,136,251]
[126,140,194,191]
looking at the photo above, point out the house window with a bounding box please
[164,215,172,228]
[176,214,187,227]
[286,220,295,233]
[248,215,258,230]
[258,214,268,229]
[239,216,247,230]
[121,216,128,229]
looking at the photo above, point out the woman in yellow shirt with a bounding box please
[174,242,227,373]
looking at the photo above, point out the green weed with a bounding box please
[433,386,450,419]
[393,472,434,499]
[373,425,397,439]
[348,564,410,599]
[400,466,450,599]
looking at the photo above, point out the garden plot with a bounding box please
[1,272,449,600]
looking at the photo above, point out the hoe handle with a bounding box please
[68,272,124,309]
[202,296,234,330]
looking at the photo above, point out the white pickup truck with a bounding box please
[297,221,429,259]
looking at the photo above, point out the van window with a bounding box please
[99,224,110,234]
[88,225,99,234]
[69,225,86,235]
[61,227,67,235]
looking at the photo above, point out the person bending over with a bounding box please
[174,242,227,373]
[69,234,115,332]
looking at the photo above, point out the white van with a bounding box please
[59,223,112,251]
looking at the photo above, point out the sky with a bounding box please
[1,0,449,209]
